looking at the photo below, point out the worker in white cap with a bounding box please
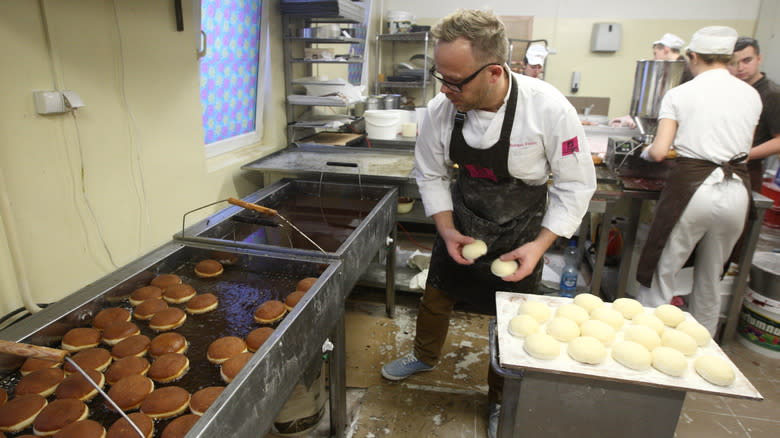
[522,44,548,79]
[636,26,762,335]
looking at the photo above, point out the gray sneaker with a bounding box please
[487,402,501,438]
[381,353,433,381]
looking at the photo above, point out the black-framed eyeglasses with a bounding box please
[429,62,502,93]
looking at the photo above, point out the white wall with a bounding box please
[756,0,780,80]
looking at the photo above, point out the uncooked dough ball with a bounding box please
[556,303,589,325]
[523,333,560,360]
[462,240,488,261]
[591,307,625,329]
[633,313,666,335]
[568,336,607,365]
[612,298,644,319]
[661,329,698,356]
[508,314,539,338]
[612,341,652,371]
[676,320,711,347]
[519,301,552,323]
[652,346,688,377]
[580,319,616,346]
[624,324,661,351]
[491,259,518,277]
[654,304,686,327]
[546,317,580,342]
[574,293,603,312]
[694,355,736,386]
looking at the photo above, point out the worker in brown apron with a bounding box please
[636,26,761,335]
[381,10,596,438]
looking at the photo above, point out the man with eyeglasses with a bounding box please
[728,36,780,192]
[380,9,596,438]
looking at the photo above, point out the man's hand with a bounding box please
[498,240,547,281]
[439,227,475,265]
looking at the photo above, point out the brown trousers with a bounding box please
[413,284,504,404]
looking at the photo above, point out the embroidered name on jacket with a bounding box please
[562,136,580,156]
[464,164,498,182]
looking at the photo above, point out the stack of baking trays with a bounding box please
[0,178,397,437]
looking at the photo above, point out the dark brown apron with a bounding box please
[636,155,753,288]
[425,74,548,314]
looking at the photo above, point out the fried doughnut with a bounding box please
[185,294,219,314]
[15,368,65,397]
[149,308,186,331]
[32,398,89,436]
[107,412,153,438]
[54,369,105,402]
[150,274,182,290]
[105,356,150,385]
[129,286,163,306]
[253,300,286,324]
[220,352,252,384]
[162,284,197,304]
[20,357,62,376]
[101,321,141,346]
[189,386,224,416]
[147,353,189,383]
[194,260,223,278]
[133,298,168,321]
[0,394,47,433]
[61,328,101,352]
[284,291,305,311]
[245,327,274,352]
[140,386,190,419]
[111,335,151,359]
[92,308,131,331]
[63,348,112,374]
[206,337,247,365]
[107,375,154,412]
[149,333,188,358]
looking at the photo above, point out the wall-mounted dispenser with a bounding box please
[570,72,581,93]
[591,23,622,52]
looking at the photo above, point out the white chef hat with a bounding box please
[686,26,738,55]
[652,33,685,50]
[525,45,548,66]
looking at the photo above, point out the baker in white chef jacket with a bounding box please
[636,26,761,335]
[380,9,596,438]
[522,44,548,79]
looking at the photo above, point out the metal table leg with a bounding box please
[616,197,643,299]
[328,315,346,438]
[386,228,397,318]
[590,201,617,297]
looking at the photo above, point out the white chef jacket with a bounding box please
[659,68,762,166]
[414,72,597,238]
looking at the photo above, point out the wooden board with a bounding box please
[495,292,763,400]
[296,132,364,146]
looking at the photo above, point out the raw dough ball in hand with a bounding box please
[508,314,539,338]
[624,324,661,351]
[633,313,666,335]
[612,341,652,371]
[612,298,644,319]
[523,333,560,360]
[556,304,589,325]
[676,320,711,347]
[491,259,518,277]
[591,307,625,329]
[568,336,607,364]
[546,317,580,342]
[661,329,698,356]
[694,355,735,386]
[519,301,552,323]
[652,346,688,377]
[574,293,604,312]
[580,319,616,346]
[654,304,686,327]
[461,240,488,261]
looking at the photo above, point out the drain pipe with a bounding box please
[0,166,42,314]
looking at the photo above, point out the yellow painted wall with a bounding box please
[0,0,288,316]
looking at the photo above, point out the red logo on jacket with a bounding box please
[562,136,580,156]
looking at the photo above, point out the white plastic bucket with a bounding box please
[737,289,780,358]
[364,110,400,140]
[386,10,414,34]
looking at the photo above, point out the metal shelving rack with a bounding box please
[374,31,435,107]
[281,2,368,145]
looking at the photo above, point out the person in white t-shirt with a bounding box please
[636,26,762,335]
[379,9,596,438]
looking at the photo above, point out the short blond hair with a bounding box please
[431,9,508,64]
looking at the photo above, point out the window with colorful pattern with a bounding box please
[200,0,266,155]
